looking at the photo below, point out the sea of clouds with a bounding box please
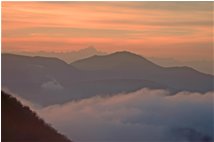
[32,88,214,142]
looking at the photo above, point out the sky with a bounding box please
[2,2,213,61]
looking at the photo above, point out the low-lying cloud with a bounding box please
[36,88,214,142]
[41,79,64,90]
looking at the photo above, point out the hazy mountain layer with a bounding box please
[148,57,214,75]
[72,51,213,93]
[2,51,213,106]
[5,47,106,63]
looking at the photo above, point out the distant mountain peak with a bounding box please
[86,51,142,59]
[101,51,154,64]
[3,47,106,63]
[80,46,97,51]
[74,51,145,62]
[71,50,161,71]
[109,51,144,58]
[112,50,136,55]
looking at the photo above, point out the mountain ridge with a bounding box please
[4,47,106,63]
[2,51,213,106]
[70,51,213,93]
[2,51,212,76]
[71,51,163,71]
[71,51,211,76]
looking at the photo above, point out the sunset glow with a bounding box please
[2,2,213,60]
[2,2,214,142]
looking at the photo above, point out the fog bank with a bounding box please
[37,88,214,142]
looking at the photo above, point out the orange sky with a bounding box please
[2,2,213,61]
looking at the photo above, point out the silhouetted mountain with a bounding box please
[72,51,161,71]
[148,57,214,75]
[2,53,169,106]
[72,51,214,93]
[2,51,213,106]
[2,53,84,105]
[1,91,72,142]
[5,47,106,63]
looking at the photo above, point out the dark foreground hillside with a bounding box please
[1,91,72,142]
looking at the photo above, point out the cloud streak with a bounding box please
[36,88,214,142]
[2,2,213,61]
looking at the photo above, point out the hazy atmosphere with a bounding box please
[2,1,214,142]
[2,2,213,60]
